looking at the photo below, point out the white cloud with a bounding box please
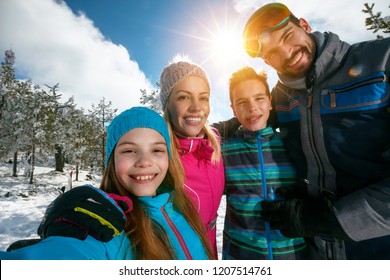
[0,0,154,114]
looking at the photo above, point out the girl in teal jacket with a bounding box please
[0,107,214,260]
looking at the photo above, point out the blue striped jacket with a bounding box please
[221,125,307,259]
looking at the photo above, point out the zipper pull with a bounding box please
[306,75,315,108]
[270,187,275,200]
[307,89,313,108]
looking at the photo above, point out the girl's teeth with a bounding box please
[136,175,153,181]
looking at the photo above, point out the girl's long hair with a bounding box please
[100,139,214,260]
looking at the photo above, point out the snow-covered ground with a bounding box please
[0,161,226,259]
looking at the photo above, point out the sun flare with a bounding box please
[211,30,246,63]
[163,5,254,74]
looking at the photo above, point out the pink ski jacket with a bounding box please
[177,130,225,258]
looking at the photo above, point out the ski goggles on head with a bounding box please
[243,3,292,58]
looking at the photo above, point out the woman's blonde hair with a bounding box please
[101,137,214,260]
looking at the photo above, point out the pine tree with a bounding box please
[71,108,92,181]
[44,83,67,172]
[57,100,96,181]
[0,50,18,176]
[89,97,117,173]
[0,50,16,119]
[140,85,162,114]
[0,51,35,177]
[20,83,58,184]
[363,3,390,38]
[56,96,79,173]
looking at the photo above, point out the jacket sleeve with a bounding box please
[0,235,121,260]
[332,177,390,242]
[211,117,240,142]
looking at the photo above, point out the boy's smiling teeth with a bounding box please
[249,114,262,121]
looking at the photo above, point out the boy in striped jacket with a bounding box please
[214,67,307,259]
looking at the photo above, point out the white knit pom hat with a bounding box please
[159,60,210,109]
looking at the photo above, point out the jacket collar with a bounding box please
[236,125,274,140]
[309,32,350,85]
[137,187,173,210]
[177,137,214,160]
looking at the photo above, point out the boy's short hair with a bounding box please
[228,67,270,104]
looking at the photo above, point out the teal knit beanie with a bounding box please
[106,106,171,165]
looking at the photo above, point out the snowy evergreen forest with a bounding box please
[0,50,119,184]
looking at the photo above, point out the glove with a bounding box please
[6,238,41,252]
[261,198,349,239]
[38,185,133,242]
[272,186,305,200]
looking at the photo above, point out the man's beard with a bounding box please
[281,46,314,78]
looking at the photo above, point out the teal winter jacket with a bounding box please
[0,190,209,260]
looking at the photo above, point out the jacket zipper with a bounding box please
[321,74,387,108]
[307,78,339,259]
[161,203,193,260]
[306,85,325,194]
[257,132,273,260]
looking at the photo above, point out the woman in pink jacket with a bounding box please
[159,56,225,259]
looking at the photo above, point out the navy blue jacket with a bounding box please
[271,32,390,259]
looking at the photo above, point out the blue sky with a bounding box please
[64,0,246,83]
[1,0,388,122]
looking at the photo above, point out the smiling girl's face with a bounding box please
[114,128,169,197]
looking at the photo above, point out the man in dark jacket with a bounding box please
[242,2,390,259]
